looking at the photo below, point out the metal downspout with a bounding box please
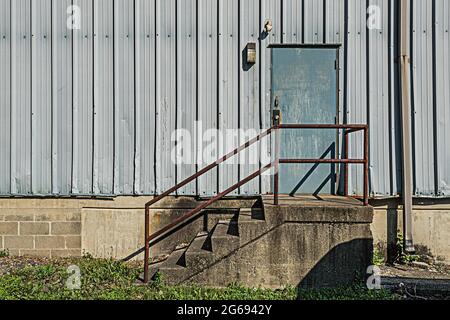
[399,0,415,253]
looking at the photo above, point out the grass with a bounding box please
[395,232,421,264]
[0,250,9,258]
[372,248,385,266]
[0,256,399,300]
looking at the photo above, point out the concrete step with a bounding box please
[157,265,191,285]
[149,203,269,286]
[211,220,240,256]
[138,260,165,282]
[238,220,269,244]
[238,208,265,221]
[185,232,214,270]
[186,231,211,253]
[163,243,189,268]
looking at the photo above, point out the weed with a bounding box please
[0,250,9,258]
[0,257,400,300]
[395,232,420,264]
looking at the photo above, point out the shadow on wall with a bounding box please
[297,238,374,290]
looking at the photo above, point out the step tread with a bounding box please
[238,208,265,221]
[186,231,210,254]
[212,220,239,238]
[165,246,188,267]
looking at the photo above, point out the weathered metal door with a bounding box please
[271,46,339,195]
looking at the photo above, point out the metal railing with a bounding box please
[273,124,369,206]
[141,122,369,283]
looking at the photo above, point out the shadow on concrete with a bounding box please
[289,143,336,196]
[297,238,373,291]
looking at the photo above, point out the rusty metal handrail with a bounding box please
[141,123,369,283]
[142,129,273,283]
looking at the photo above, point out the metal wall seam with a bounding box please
[156,0,176,193]
[325,0,345,189]
[72,0,94,194]
[260,0,281,195]
[218,0,239,195]
[93,0,114,195]
[435,0,450,196]
[52,0,73,195]
[411,0,435,196]
[239,0,260,195]
[113,0,135,194]
[10,0,32,195]
[197,0,219,196]
[134,0,156,195]
[176,0,197,195]
[0,0,11,194]
[347,0,368,196]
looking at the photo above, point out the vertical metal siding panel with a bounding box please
[113,0,135,194]
[389,0,402,196]
[93,0,114,195]
[347,0,368,195]
[31,0,52,195]
[411,0,435,196]
[198,0,218,196]
[72,0,94,194]
[218,0,239,194]
[435,0,450,196]
[260,0,281,194]
[52,0,73,195]
[11,0,32,195]
[156,0,176,193]
[0,0,11,194]
[304,0,324,43]
[135,0,156,195]
[176,0,197,195]
[239,0,260,195]
[368,0,391,196]
[326,0,344,44]
[283,0,303,43]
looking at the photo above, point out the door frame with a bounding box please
[268,44,342,195]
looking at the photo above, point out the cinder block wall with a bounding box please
[0,197,210,260]
[0,202,82,258]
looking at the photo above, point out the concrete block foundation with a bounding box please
[0,196,449,288]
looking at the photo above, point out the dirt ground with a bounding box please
[380,263,450,300]
[0,256,54,276]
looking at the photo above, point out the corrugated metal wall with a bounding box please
[0,0,449,198]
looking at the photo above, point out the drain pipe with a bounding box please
[399,0,415,253]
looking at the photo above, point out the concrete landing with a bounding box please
[263,195,366,207]
[262,195,373,226]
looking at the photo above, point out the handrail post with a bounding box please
[344,130,349,197]
[272,107,281,206]
[143,205,150,283]
[274,126,280,206]
[363,127,369,206]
